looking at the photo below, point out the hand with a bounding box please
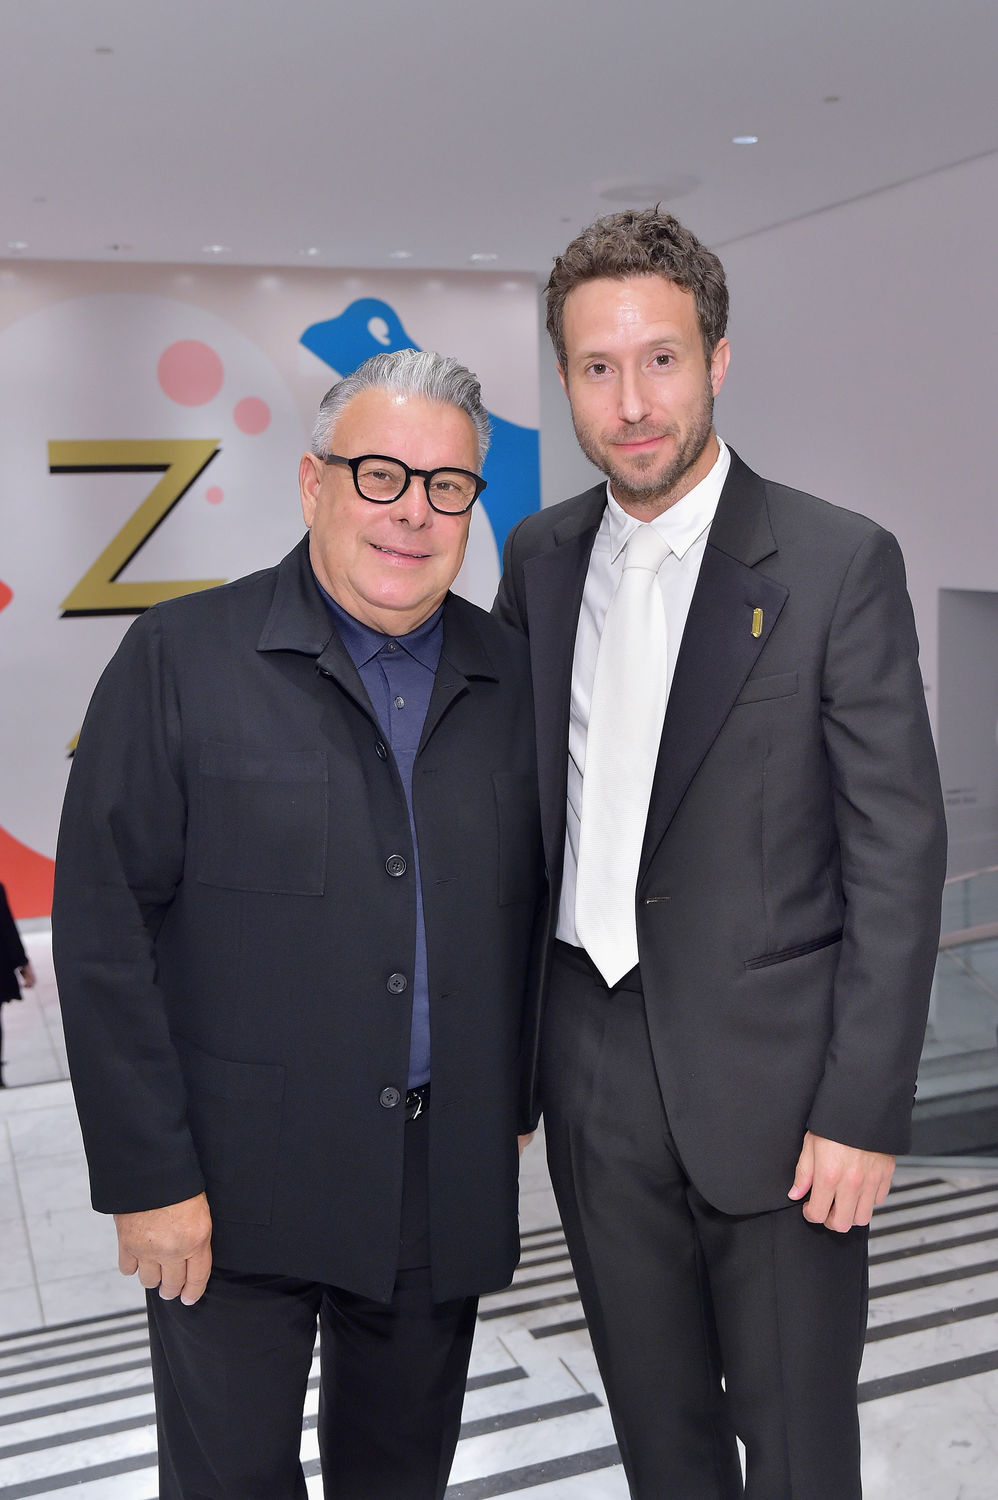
[517,1132,535,1157]
[114,1192,213,1305]
[17,962,35,989]
[788,1131,894,1232]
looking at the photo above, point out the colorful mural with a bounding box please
[0,265,540,916]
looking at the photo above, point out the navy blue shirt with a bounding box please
[315,578,441,1088]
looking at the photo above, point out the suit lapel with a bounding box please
[523,491,604,872]
[641,453,789,869]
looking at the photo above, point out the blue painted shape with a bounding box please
[300,298,540,561]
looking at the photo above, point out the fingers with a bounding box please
[118,1246,139,1277]
[156,1257,189,1300]
[180,1245,213,1306]
[795,1134,895,1232]
[787,1135,815,1203]
[119,1248,213,1305]
[137,1256,166,1290]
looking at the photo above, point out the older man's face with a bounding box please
[299,387,477,635]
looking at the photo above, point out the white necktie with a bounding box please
[575,523,670,986]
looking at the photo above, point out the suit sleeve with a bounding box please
[52,611,205,1214]
[492,516,529,633]
[807,526,947,1153]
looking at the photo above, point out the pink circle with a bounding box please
[158,340,224,406]
[233,396,271,435]
[205,487,224,505]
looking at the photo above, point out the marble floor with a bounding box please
[3,1080,998,1497]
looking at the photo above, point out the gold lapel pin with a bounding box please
[751,607,764,638]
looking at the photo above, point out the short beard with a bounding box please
[573,381,715,512]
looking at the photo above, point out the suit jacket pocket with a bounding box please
[175,1034,285,1226]
[493,772,542,906]
[744,929,843,970]
[196,741,327,894]
[734,670,799,705]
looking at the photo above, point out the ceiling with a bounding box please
[2,0,996,275]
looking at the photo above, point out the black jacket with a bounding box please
[496,450,947,1213]
[0,883,28,1003]
[53,538,543,1302]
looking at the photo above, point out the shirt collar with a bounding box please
[312,571,444,671]
[605,437,730,563]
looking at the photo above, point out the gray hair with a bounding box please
[311,348,491,466]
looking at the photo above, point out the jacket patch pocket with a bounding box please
[196,742,327,894]
[175,1034,285,1227]
[493,772,542,906]
[734,671,799,706]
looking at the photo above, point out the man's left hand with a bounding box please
[788,1130,894,1232]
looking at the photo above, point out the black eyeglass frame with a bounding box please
[317,452,487,515]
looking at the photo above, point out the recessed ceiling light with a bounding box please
[388,249,413,260]
[732,135,759,145]
[7,241,28,251]
[299,246,320,257]
[469,252,498,263]
[202,244,230,255]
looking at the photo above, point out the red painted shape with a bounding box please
[0,825,56,919]
[0,580,12,613]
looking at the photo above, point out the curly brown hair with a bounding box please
[545,207,729,369]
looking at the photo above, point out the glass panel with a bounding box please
[912,866,998,1156]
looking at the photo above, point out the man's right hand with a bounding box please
[114,1191,213,1305]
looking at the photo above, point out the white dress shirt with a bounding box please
[557,439,731,947]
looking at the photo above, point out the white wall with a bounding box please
[538,338,604,508]
[717,150,998,736]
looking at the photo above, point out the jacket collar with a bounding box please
[706,448,778,568]
[256,535,499,723]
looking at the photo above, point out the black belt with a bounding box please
[405,1083,430,1121]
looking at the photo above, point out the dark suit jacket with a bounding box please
[0,883,28,1003]
[53,537,543,1303]
[495,450,947,1215]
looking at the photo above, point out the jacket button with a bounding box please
[387,972,407,994]
[385,855,407,877]
[379,1086,401,1109]
[375,741,388,761]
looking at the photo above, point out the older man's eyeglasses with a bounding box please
[318,452,487,515]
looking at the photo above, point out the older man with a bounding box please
[54,349,542,1500]
[495,209,946,1498]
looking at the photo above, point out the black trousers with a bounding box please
[147,1112,478,1500]
[542,945,869,1500]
